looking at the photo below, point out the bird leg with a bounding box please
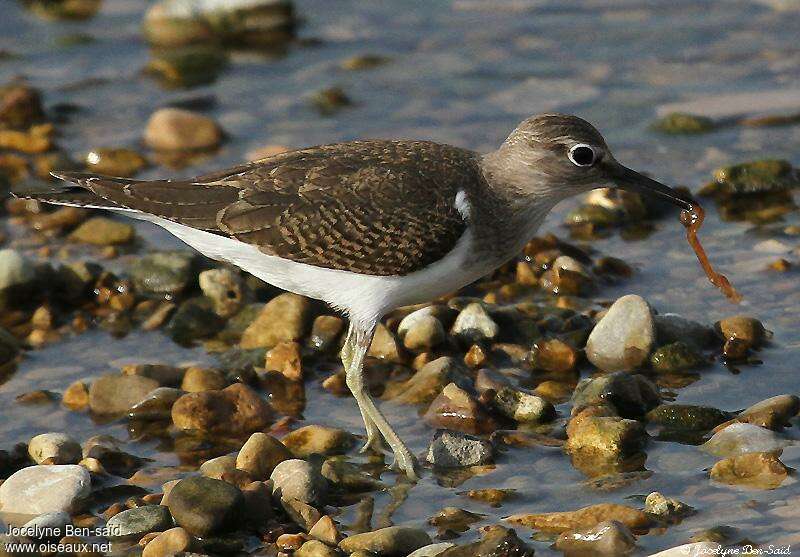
[344,321,420,481]
[341,324,383,454]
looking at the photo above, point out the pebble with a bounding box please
[21,511,71,537]
[339,526,432,556]
[398,308,447,351]
[200,454,238,479]
[270,459,328,505]
[529,338,578,373]
[654,314,715,349]
[240,293,312,349]
[142,526,193,557]
[368,323,403,361]
[555,520,636,556]
[585,294,654,372]
[423,382,496,434]
[387,356,468,404]
[130,251,195,296]
[166,297,225,344]
[166,476,244,536]
[735,394,800,430]
[440,525,532,556]
[236,432,292,480]
[565,414,647,460]
[507,503,650,532]
[105,505,174,539]
[308,515,340,545]
[652,112,715,134]
[649,342,705,373]
[644,492,693,519]
[68,216,135,245]
[199,267,247,317]
[180,366,227,392]
[123,364,185,387]
[0,248,36,310]
[28,432,82,464]
[0,464,91,514]
[451,303,499,345]
[296,539,339,557]
[144,107,222,151]
[172,383,273,436]
[282,425,355,457]
[715,315,767,348]
[0,83,44,128]
[265,341,303,381]
[128,387,183,421]
[710,451,790,489]
[426,430,493,468]
[646,404,732,432]
[89,374,160,415]
[84,147,148,177]
[701,423,792,457]
[308,315,344,352]
[572,371,661,418]
[492,387,555,423]
[407,543,455,557]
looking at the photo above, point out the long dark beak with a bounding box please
[606,162,693,211]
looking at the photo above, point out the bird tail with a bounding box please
[12,172,132,211]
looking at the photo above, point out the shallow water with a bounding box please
[2,0,800,554]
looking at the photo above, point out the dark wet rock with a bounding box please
[166,298,225,344]
[166,476,244,536]
[84,148,148,177]
[654,314,715,350]
[144,108,222,151]
[339,526,432,557]
[439,525,532,557]
[128,387,183,421]
[424,383,497,435]
[122,363,185,387]
[265,340,303,381]
[0,326,20,366]
[308,315,344,352]
[143,0,295,48]
[240,292,313,349]
[270,458,328,505]
[386,356,469,404]
[235,432,292,479]
[106,505,174,539]
[427,430,493,468]
[529,338,577,374]
[130,251,195,295]
[180,366,227,392]
[492,387,555,424]
[555,520,636,556]
[82,435,147,476]
[710,451,790,489]
[702,159,800,195]
[507,503,650,533]
[451,303,499,345]
[646,404,733,431]
[733,394,800,430]
[142,526,193,557]
[54,261,101,305]
[28,432,81,464]
[146,46,228,88]
[571,372,661,418]
[172,382,273,435]
[586,295,654,372]
[715,315,768,349]
[89,374,160,415]
[198,267,247,318]
[283,425,355,457]
[652,112,715,134]
[340,54,390,70]
[0,464,90,514]
[650,342,705,373]
[0,248,37,310]
[644,492,693,520]
[311,87,352,116]
[474,368,512,393]
[0,83,44,129]
[701,423,791,457]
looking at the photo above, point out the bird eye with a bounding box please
[568,144,596,167]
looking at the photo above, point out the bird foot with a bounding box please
[389,448,420,482]
[359,431,386,454]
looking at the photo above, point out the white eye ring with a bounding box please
[568,143,596,167]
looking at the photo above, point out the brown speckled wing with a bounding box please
[46,141,476,276]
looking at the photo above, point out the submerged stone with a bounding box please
[646,404,732,431]
[339,526,432,556]
[650,342,705,373]
[652,112,715,134]
[507,503,650,533]
[703,159,800,195]
[702,423,792,457]
[710,451,790,489]
[555,520,636,556]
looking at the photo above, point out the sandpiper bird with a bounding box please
[16,114,691,480]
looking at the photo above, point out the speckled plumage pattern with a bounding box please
[42,140,486,277]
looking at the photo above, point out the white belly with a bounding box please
[144,216,499,326]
